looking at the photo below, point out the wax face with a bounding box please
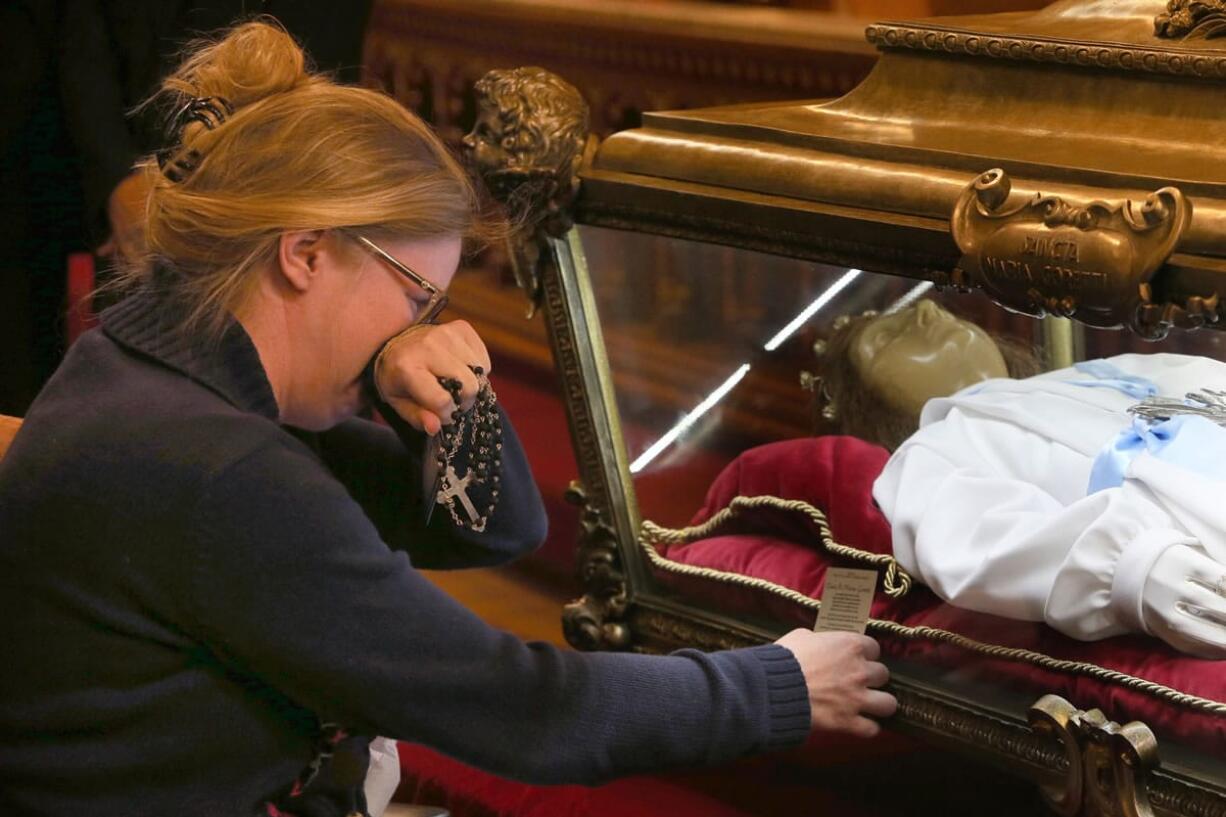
[851,299,1008,416]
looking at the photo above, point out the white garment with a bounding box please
[872,353,1226,641]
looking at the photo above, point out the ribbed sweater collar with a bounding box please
[100,292,280,421]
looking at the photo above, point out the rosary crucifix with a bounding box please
[437,465,481,524]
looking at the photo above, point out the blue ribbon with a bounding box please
[1088,414,1226,493]
[1071,360,1160,400]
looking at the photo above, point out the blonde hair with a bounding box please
[118,19,488,337]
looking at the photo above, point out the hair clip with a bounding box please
[156,95,233,182]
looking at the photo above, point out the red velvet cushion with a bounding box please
[690,435,893,555]
[656,436,1226,754]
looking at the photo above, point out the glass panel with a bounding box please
[578,224,1226,751]
[580,225,1043,529]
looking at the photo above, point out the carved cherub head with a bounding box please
[463,67,593,312]
[1155,0,1226,39]
[463,67,590,196]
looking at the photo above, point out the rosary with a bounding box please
[429,366,502,532]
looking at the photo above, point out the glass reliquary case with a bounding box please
[462,1,1226,814]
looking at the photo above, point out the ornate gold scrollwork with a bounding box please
[950,169,1210,339]
[1028,694,1160,817]
[560,481,631,651]
[463,67,597,315]
[1156,0,1226,39]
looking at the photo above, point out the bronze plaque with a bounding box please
[951,169,1191,332]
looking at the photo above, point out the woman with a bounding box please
[0,22,894,817]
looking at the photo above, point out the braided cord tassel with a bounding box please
[641,494,912,598]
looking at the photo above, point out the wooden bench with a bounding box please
[0,415,21,462]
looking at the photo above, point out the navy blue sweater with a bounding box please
[0,294,810,816]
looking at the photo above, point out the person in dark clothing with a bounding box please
[59,0,374,252]
[0,1,86,415]
[0,21,896,817]
[1,1,374,415]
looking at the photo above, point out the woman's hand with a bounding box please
[373,319,492,435]
[774,629,897,738]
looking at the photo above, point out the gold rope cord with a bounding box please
[639,502,1226,717]
[641,495,913,597]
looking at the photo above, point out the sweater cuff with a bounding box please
[747,643,811,751]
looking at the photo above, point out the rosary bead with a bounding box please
[430,373,502,532]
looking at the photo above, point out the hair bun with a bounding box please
[161,19,309,113]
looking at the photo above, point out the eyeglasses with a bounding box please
[348,232,449,326]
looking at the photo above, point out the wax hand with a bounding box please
[373,319,492,436]
[99,170,150,262]
[774,629,896,738]
[1142,544,1226,659]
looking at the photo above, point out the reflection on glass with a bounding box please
[629,364,750,474]
[883,280,934,315]
[631,269,863,474]
[580,224,1041,528]
[763,269,862,352]
[629,276,941,474]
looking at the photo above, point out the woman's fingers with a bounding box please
[860,688,898,719]
[864,660,890,689]
[846,716,882,740]
[446,319,492,377]
[857,635,882,661]
[385,396,442,436]
[399,367,462,420]
[451,365,481,412]
[374,321,492,425]
[773,629,897,739]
